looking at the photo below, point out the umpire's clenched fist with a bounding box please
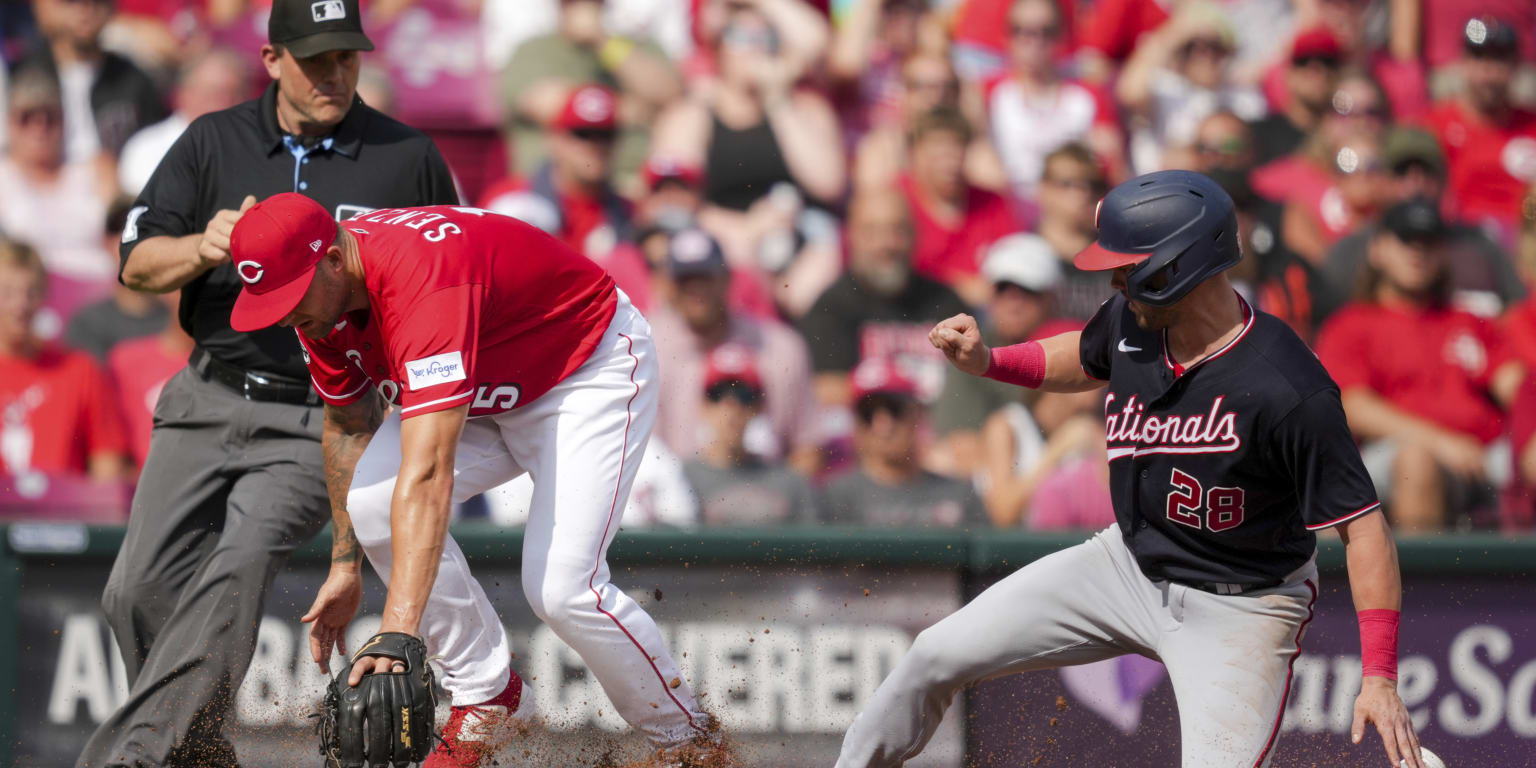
[929,313,991,377]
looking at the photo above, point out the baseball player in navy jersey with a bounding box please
[836,170,1425,768]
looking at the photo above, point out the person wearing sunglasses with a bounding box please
[1116,1,1265,174]
[1249,26,1344,166]
[482,84,633,261]
[0,66,118,327]
[682,345,821,526]
[820,355,984,528]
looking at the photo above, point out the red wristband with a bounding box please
[984,341,1046,389]
[1358,609,1400,680]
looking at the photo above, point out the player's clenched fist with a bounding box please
[929,313,991,377]
[196,194,257,270]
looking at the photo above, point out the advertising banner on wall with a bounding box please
[16,559,963,768]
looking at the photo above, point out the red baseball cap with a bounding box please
[1290,26,1343,62]
[851,356,919,400]
[228,193,336,333]
[553,85,618,132]
[703,344,764,392]
[643,156,704,190]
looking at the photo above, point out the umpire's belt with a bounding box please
[190,347,320,407]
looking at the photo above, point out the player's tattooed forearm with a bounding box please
[332,522,361,565]
[323,392,384,435]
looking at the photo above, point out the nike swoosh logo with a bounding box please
[1118,339,1142,353]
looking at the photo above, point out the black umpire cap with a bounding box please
[269,0,375,58]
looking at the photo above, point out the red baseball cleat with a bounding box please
[424,671,530,768]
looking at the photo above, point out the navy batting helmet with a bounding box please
[1073,169,1241,306]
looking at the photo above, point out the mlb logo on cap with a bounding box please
[312,0,346,21]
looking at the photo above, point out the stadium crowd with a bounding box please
[2,0,1535,534]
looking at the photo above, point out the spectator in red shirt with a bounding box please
[1424,17,1536,244]
[106,288,189,469]
[1316,199,1523,531]
[986,0,1123,204]
[480,84,633,258]
[1035,143,1114,321]
[827,0,931,143]
[899,107,1023,306]
[0,239,127,481]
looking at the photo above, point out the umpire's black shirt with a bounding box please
[1080,292,1380,588]
[120,82,458,381]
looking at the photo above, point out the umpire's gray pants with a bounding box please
[76,367,329,768]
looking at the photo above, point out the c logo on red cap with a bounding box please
[572,87,614,122]
[237,260,265,284]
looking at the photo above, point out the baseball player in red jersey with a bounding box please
[226,193,718,765]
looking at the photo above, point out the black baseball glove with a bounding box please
[316,632,438,768]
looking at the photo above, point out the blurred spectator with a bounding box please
[930,234,1075,476]
[1074,0,1168,79]
[654,0,842,218]
[0,239,128,480]
[682,347,820,525]
[948,0,1076,83]
[828,0,933,141]
[64,197,169,361]
[1423,2,1535,77]
[481,84,632,258]
[106,288,186,468]
[652,0,843,315]
[1248,27,1344,167]
[1316,199,1521,532]
[648,228,820,472]
[1260,0,1428,122]
[1424,17,1536,243]
[0,67,117,328]
[1280,130,1389,265]
[852,51,994,193]
[980,388,1110,529]
[798,187,969,408]
[820,356,985,527]
[1199,165,1313,339]
[19,0,166,160]
[899,107,1023,306]
[482,0,694,73]
[500,0,684,184]
[987,0,1122,203]
[1035,143,1112,321]
[1501,192,1536,531]
[118,48,249,197]
[1116,1,1265,173]
[1503,188,1536,367]
[1320,127,1523,320]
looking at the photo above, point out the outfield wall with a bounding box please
[2,525,1532,767]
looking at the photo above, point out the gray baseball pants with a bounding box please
[836,525,1318,768]
[76,367,329,768]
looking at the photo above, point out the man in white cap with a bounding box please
[932,234,1075,472]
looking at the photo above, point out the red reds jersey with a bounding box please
[298,205,618,419]
[900,174,1023,284]
[0,347,127,474]
[1316,301,1510,443]
[1424,101,1536,229]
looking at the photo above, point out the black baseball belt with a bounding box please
[190,347,320,407]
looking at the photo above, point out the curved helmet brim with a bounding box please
[1072,241,1150,272]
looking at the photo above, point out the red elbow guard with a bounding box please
[1358,609,1400,680]
[984,341,1046,389]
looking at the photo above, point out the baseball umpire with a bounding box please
[837,170,1425,768]
[77,1,457,765]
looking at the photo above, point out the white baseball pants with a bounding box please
[345,294,712,746]
[835,525,1317,768]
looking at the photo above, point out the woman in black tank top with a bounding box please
[653,3,845,214]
